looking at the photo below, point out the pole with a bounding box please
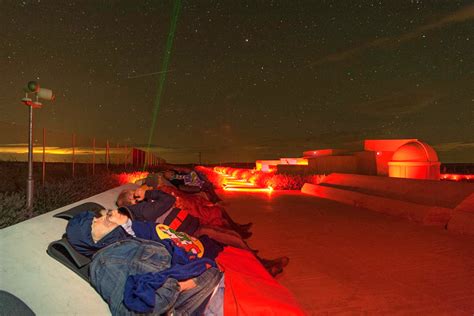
[72,133,75,177]
[42,127,45,186]
[106,140,109,171]
[92,137,95,175]
[116,143,119,165]
[26,106,34,209]
[124,144,127,167]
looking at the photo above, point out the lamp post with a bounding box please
[21,81,55,209]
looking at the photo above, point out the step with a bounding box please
[301,183,452,226]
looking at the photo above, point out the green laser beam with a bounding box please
[145,0,181,169]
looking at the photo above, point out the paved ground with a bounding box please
[218,189,474,315]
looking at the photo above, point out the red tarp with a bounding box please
[216,247,305,316]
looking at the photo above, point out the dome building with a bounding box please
[388,141,440,180]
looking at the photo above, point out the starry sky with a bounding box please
[1,0,473,163]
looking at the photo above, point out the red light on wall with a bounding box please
[376,151,381,156]
[440,173,474,182]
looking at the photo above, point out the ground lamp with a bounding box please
[21,81,55,209]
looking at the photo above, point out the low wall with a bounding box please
[0,183,139,315]
[447,193,474,235]
[301,183,452,226]
[320,173,474,209]
[301,173,474,232]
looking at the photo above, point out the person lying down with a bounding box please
[116,188,289,276]
[66,209,290,315]
[66,210,223,315]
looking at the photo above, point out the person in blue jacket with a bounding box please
[66,210,223,315]
[106,207,289,277]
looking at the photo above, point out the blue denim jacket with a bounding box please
[90,238,222,316]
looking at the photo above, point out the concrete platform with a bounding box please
[0,183,139,315]
[219,189,474,315]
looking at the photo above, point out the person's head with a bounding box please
[164,170,176,180]
[106,208,131,225]
[116,189,138,207]
[91,209,120,242]
[66,210,127,257]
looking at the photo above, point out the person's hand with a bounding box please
[178,279,196,292]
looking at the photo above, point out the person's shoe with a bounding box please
[266,263,284,277]
[238,222,253,231]
[275,256,290,268]
[239,230,252,239]
[250,248,259,255]
[259,257,282,268]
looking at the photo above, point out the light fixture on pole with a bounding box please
[21,81,55,209]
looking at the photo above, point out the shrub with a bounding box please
[267,174,316,190]
[250,171,274,188]
[0,191,29,229]
[0,173,122,229]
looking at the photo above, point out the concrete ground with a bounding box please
[218,189,474,315]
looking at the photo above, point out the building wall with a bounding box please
[354,151,377,175]
[307,155,358,174]
[277,164,311,175]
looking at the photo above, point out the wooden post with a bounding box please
[116,143,119,166]
[42,127,46,186]
[124,144,127,167]
[92,138,96,175]
[72,133,76,177]
[106,140,110,171]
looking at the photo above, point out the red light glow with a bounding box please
[440,173,473,182]
[223,186,273,193]
[117,171,149,184]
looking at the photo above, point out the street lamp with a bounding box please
[21,81,55,209]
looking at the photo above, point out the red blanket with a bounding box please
[216,247,305,316]
[158,185,229,227]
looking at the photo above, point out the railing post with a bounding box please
[124,144,127,167]
[42,127,46,186]
[116,143,119,166]
[72,133,75,177]
[106,140,110,171]
[92,137,96,175]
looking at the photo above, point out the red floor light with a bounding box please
[224,186,273,193]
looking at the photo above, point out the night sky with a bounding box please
[1,1,473,163]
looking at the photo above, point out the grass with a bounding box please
[0,161,161,229]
